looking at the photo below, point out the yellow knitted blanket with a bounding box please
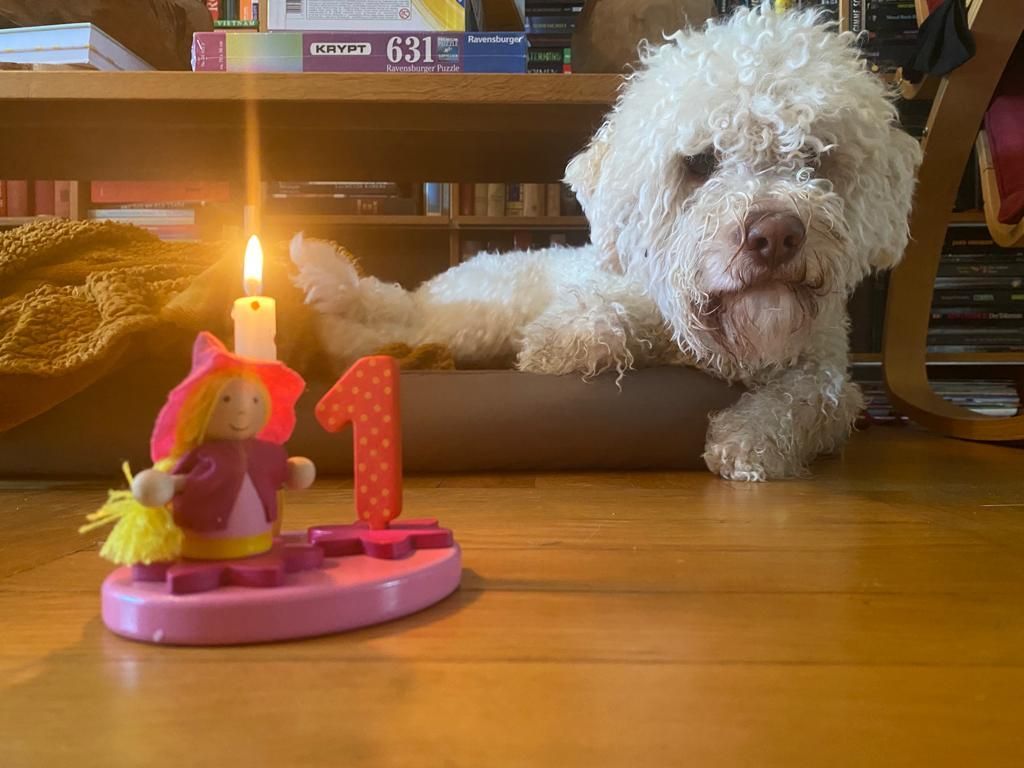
[0,218,452,433]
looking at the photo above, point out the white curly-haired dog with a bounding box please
[291,9,922,481]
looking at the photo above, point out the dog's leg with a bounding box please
[517,288,673,378]
[703,361,863,481]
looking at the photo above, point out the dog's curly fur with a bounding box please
[291,9,922,480]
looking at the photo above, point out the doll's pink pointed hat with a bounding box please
[150,332,306,462]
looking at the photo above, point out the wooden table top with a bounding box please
[2,427,1023,766]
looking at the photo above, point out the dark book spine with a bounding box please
[33,180,55,216]
[459,183,475,216]
[932,290,1024,307]
[938,263,1024,278]
[930,310,1024,322]
[267,197,418,215]
[941,252,1024,264]
[6,181,29,217]
[849,0,866,35]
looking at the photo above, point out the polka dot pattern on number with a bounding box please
[315,356,403,527]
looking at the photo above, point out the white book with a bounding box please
[268,0,466,31]
[0,23,152,71]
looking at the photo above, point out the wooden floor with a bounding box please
[1,427,1023,766]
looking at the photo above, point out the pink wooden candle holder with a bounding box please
[99,353,461,646]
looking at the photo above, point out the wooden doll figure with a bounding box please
[127,332,315,561]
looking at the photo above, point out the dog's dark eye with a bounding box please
[684,151,718,180]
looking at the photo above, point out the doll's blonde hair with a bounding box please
[159,370,272,467]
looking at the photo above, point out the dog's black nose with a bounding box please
[743,213,805,268]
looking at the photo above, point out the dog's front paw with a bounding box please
[704,421,804,482]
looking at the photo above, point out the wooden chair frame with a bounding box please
[883,0,1024,441]
[975,129,1024,248]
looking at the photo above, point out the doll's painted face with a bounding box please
[204,377,269,441]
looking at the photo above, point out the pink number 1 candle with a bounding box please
[316,356,402,529]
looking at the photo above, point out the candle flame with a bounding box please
[243,234,263,296]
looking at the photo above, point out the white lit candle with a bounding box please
[231,234,277,360]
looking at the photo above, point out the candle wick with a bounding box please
[251,299,261,311]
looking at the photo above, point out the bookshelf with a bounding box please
[0,72,618,181]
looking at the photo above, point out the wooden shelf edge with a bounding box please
[266,214,450,228]
[948,210,987,224]
[454,216,588,229]
[0,71,622,106]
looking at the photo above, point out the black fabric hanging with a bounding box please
[902,0,976,82]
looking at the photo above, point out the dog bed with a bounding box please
[0,359,741,476]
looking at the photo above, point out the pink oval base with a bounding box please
[101,543,462,646]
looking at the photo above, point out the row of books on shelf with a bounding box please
[0,181,79,219]
[455,183,581,217]
[194,0,584,73]
[858,378,1022,423]
[266,181,582,218]
[0,180,226,241]
[192,30,532,73]
[850,225,1024,355]
[927,227,1023,353]
[716,0,918,74]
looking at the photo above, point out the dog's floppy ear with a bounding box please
[564,121,625,272]
[860,126,923,271]
[564,124,610,216]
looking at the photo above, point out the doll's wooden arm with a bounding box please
[285,457,316,491]
[131,469,186,507]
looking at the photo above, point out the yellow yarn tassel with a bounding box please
[79,462,183,565]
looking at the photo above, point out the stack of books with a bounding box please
[715,1,839,20]
[858,377,1021,423]
[0,23,152,70]
[854,0,919,74]
[194,0,527,73]
[928,227,1024,354]
[525,1,581,73]
[85,182,231,242]
[0,181,79,220]
[268,182,419,215]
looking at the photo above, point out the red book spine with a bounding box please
[0,181,6,217]
[459,183,475,216]
[206,0,220,21]
[34,181,56,216]
[7,181,29,217]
